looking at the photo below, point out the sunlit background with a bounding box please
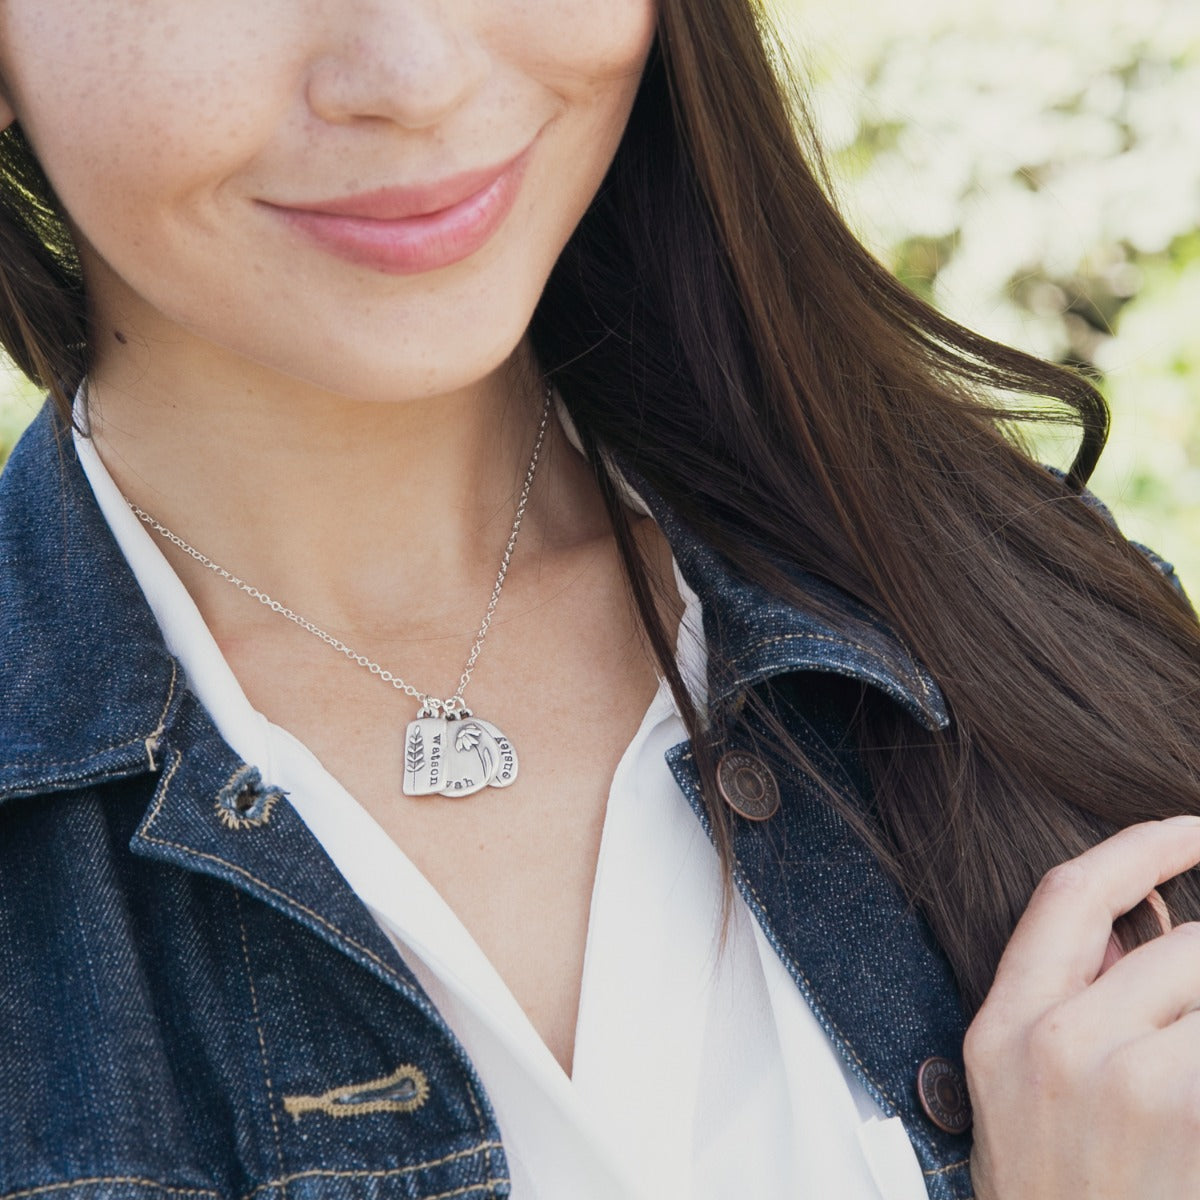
[2,0,1198,588]
[773,0,1200,591]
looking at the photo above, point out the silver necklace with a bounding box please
[129,381,552,799]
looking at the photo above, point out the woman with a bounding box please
[1,2,1198,1197]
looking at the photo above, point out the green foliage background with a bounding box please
[773,0,1200,592]
[2,0,1197,588]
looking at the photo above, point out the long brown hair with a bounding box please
[533,2,1200,1013]
[3,2,1199,1014]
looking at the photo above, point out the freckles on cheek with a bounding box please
[42,74,260,255]
[43,114,166,240]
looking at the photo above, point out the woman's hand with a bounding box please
[965,816,1200,1200]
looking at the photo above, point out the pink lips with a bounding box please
[264,144,533,275]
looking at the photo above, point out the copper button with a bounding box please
[916,1056,972,1134]
[716,751,780,821]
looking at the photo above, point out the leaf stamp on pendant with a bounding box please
[403,717,447,796]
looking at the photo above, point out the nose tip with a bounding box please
[306,18,490,131]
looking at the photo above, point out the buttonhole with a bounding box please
[214,764,285,830]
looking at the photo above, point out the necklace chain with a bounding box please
[129,382,553,718]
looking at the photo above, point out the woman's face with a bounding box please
[0,1,656,400]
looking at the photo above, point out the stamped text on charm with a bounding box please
[403,714,519,797]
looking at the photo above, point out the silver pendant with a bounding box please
[403,713,519,798]
[471,718,518,788]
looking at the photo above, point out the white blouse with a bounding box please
[76,425,929,1200]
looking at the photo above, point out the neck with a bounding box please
[84,339,607,640]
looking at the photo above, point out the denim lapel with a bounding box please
[0,404,493,1079]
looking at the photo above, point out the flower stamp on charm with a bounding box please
[402,715,515,797]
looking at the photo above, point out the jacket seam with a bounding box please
[0,1181,220,1200]
[459,1068,491,1152]
[2,664,178,780]
[139,751,497,1149]
[235,891,287,1187]
[736,863,963,1176]
[240,1168,506,1200]
[673,752,900,1109]
[142,661,178,771]
[1,741,151,774]
[740,630,936,706]
[139,752,413,991]
[924,1156,971,1175]
[735,865,901,1111]
[732,818,962,1177]
[0,1154,509,1200]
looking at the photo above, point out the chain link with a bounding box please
[129,382,553,714]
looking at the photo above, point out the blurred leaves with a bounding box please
[0,366,39,468]
[777,0,1200,592]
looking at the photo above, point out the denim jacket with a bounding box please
[0,404,977,1200]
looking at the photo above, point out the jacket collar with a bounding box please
[632,481,948,730]
[0,405,185,801]
[0,402,946,801]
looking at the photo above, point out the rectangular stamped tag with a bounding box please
[403,717,446,796]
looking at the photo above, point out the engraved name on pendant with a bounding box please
[403,716,512,797]
[438,719,501,796]
[471,718,518,787]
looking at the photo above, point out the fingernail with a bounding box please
[1163,814,1200,826]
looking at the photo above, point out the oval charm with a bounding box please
[436,719,501,798]
[402,713,519,798]
[471,718,519,787]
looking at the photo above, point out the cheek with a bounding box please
[570,0,658,76]
[511,0,657,218]
[498,0,657,108]
[2,6,291,257]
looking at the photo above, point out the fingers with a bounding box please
[1099,930,1125,975]
[989,818,1200,1014]
[1122,1004,1200,1091]
[1074,922,1200,1032]
[1099,887,1173,975]
[967,822,1200,1200]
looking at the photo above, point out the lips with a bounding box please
[262,142,534,274]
